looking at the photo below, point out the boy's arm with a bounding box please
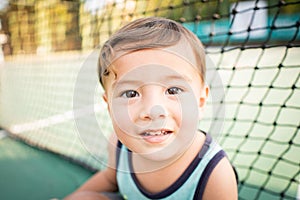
[74,167,118,192]
[64,134,119,199]
[202,157,238,200]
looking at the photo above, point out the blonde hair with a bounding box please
[98,17,205,88]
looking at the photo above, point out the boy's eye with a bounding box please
[121,90,139,98]
[166,87,183,95]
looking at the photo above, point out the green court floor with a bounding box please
[0,134,94,200]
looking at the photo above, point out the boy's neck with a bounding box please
[131,130,205,174]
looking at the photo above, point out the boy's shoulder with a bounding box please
[202,155,238,199]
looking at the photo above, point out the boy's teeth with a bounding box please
[144,130,168,136]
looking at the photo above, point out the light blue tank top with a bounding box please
[116,133,226,200]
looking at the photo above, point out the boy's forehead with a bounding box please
[110,49,199,85]
[114,64,192,86]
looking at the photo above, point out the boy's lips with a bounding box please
[140,129,173,144]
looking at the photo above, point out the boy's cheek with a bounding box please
[175,93,199,130]
[109,99,137,136]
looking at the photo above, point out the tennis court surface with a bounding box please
[0,130,93,200]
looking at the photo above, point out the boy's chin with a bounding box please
[134,141,190,168]
[141,150,181,163]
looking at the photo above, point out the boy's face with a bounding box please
[103,49,208,163]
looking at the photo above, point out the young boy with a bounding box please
[66,17,238,200]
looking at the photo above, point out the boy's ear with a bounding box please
[102,93,111,112]
[199,85,209,108]
[102,93,108,103]
[198,86,209,120]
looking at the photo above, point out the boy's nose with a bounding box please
[139,104,167,120]
[138,85,170,120]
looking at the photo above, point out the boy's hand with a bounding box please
[64,191,110,200]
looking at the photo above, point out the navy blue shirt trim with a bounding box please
[193,150,226,200]
[116,140,123,169]
[128,132,212,199]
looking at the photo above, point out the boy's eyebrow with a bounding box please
[113,74,193,87]
[112,79,144,88]
[164,74,193,82]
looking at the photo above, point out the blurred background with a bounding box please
[0,0,299,199]
[0,0,299,55]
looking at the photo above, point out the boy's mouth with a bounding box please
[140,129,173,143]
